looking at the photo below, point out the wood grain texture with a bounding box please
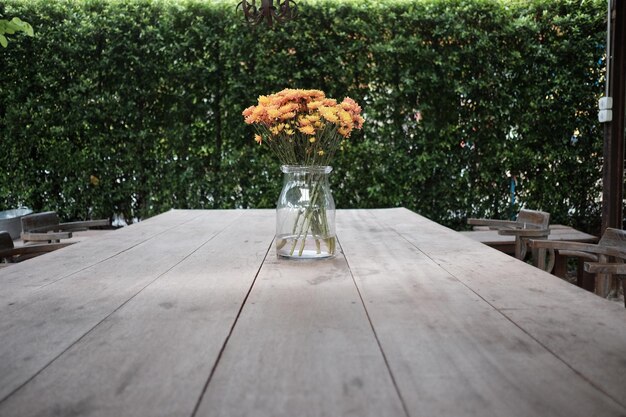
[461,226,597,247]
[599,227,626,248]
[1,208,625,417]
[195,242,406,417]
[0,209,201,307]
[585,262,626,274]
[338,209,625,417]
[367,208,626,412]
[0,240,74,263]
[0,210,245,404]
[0,210,274,417]
[20,211,61,232]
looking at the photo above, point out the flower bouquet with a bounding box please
[243,89,364,258]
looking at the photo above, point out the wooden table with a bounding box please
[460,225,598,255]
[0,208,624,417]
[461,225,599,286]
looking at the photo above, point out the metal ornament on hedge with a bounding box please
[236,0,297,26]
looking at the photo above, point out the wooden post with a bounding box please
[602,0,625,234]
[600,1,625,297]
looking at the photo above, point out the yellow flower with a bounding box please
[252,106,265,120]
[338,126,350,137]
[338,109,353,126]
[254,134,263,144]
[319,106,339,123]
[318,150,324,156]
[267,108,281,119]
[307,101,324,111]
[298,116,312,126]
[309,137,316,143]
[279,111,296,121]
[298,125,316,135]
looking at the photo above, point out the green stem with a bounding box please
[289,172,325,256]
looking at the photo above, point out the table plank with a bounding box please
[461,226,597,247]
[0,209,203,303]
[195,242,406,417]
[0,210,246,404]
[338,209,625,417]
[460,225,597,260]
[0,210,275,417]
[1,208,624,417]
[367,208,626,412]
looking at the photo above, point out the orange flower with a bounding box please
[307,101,324,111]
[242,88,363,165]
[279,103,298,114]
[242,105,254,117]
[340,97,361,113]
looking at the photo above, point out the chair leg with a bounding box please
[515,237,527,260]
[534,247,553,272]
[552,253,567,278]
[595,273,611,298]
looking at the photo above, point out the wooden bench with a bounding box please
[467,209,551,261]
[21,211,109,243]
[461,225,598,282]
[0,230,74,264]
[530,227,626,302]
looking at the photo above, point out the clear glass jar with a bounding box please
[275,165,336,259]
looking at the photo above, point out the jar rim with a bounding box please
[281,165,332,174]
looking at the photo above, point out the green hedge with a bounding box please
[0,0,606,232]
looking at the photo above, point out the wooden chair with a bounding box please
[467,209,551,261]
[21,211,109,243]
[530,228,626,303]
[0,230,74,264]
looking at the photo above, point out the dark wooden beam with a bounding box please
[602,0,626,232]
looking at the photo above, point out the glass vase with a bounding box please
[276,165,336,259]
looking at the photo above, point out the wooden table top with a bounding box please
[0,208,624,417]
[460,225,598,247]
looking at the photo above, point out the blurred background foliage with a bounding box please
[0,0,606,232]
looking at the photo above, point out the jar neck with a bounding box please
[281,165,333,174]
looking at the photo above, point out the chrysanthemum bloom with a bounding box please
[243,88,364,166]
[298,125,316,135]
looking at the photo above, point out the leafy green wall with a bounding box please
[0,0,605,232]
